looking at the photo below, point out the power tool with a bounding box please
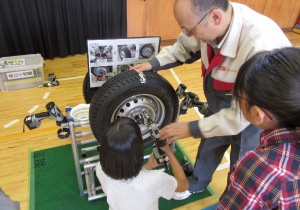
[134,111,169,172]
[176,83,208,116]
[24,102,66,130]
[182,156,193,176]
[43,73,59,87]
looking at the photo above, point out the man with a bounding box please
[131,0,291,200]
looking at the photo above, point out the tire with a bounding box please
[83,72,100,104]
[140,44,155,58]
[119,46,131,60]
[89,70,179,148]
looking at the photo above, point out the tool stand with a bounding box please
[62,106,106,201]
[63,106,166,201]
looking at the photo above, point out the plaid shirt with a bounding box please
[218,127,300,210]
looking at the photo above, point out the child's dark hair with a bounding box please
[99,117,144,180]
[233,47,300,129]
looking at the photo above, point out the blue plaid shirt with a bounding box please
[218,127,300,209]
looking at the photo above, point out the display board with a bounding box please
[87,37,160,88]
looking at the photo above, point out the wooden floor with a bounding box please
[0,32,299,210]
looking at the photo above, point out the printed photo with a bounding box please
[139,43,156,59]
[118,44,136,61]
[89,44,113,63]
[117,64,134,74]
[91,66,113,82]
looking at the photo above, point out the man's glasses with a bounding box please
[182,8,215,36]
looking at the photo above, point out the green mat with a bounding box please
[29,142,214,210]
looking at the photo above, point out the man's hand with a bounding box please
[159,122,191,142]
[129,62,152,73]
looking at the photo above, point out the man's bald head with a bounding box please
[173,0,200,28]
[174,0,229,16]
[173,0,231,42]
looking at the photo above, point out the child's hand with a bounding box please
[143,153,160,170]
[149,152,160,168]
[159,142,172,154]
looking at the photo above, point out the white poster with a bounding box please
[87,37,160,88]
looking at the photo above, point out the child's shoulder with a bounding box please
[140,168,168,177]
[139,169,175,182]
[138,169,177,189]
[236,150,267,170]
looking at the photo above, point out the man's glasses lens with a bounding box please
[182,8,215,36]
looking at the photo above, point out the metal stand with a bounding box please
[64,106,105,201]
[63,105,176,201]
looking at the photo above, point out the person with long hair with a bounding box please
[95,117,188,210]
[218,47,300,209]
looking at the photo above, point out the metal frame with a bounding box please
[63,105,177,201]
[63,106,105,201]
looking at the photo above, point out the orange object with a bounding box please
[293,19,300,34]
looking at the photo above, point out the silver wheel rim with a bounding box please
[111,94,165,139]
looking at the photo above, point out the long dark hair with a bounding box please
[99,117,144,180]
[233,47,300,129]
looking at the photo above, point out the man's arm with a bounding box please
[160,101,250,141]
[131,32,201,72]
[190,101,250,139]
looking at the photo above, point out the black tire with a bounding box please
[119,46,131,60]
[89,70,179,148]
[140,44,155,58]
[83,72,100,104]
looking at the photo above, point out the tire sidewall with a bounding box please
[83,72,99,104]
[89,71,178,147]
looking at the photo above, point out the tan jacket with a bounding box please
[150,3,291,138]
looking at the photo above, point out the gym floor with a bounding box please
[0,32,299,210]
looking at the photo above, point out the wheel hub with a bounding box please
[111,94,165,139]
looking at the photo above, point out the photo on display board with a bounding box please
[90,66,113,83]
[87,37,160,88]
[117,44,137,61]
[139,43,156,59]
[117,64,134,74]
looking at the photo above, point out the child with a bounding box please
[218,47,300,209]
[95,117,188,210]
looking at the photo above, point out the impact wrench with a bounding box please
[135,111,169,172]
